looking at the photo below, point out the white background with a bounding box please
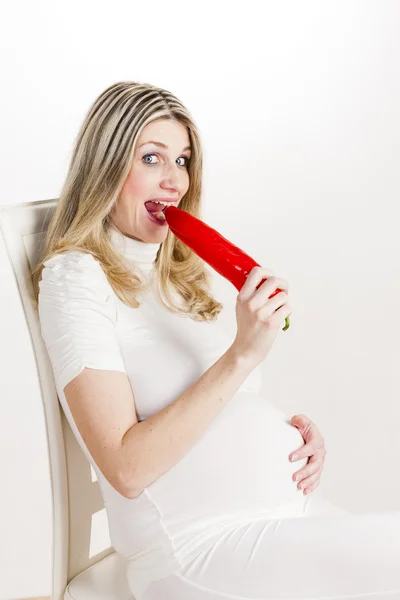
[1,1,400,597]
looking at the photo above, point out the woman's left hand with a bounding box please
[289,414,326,496]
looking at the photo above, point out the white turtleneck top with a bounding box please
[38,227,308,596]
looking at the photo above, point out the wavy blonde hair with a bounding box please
[30,81,223,322]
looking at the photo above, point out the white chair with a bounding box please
[0,198,135,600]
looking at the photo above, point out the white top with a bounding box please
[38,227,308,595]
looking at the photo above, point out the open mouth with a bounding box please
[144,201,174,223]
[144,201,169,224]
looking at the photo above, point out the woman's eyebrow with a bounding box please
[139,141,191,152]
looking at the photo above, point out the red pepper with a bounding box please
[164,206,290,331]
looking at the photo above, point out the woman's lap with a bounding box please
[140,495,400,600]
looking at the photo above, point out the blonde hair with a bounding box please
[30,81,223,322]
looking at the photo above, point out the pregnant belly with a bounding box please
[147,391,308,532]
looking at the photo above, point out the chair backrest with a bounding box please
[0,199,114,600]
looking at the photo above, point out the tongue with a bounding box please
[145,201,164,213]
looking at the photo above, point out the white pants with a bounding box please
[140,495,400,600]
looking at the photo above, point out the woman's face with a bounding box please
[110,118,191,243]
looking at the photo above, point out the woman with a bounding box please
[32,81,400,599]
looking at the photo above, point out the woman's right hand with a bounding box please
[232,266,292,366]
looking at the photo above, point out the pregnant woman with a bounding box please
[32,81,400,599]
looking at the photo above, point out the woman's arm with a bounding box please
[64,345,256,499]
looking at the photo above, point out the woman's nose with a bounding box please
[162,163,184,190]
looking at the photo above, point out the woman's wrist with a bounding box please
[227,343,260,373]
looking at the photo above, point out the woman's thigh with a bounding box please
[141,496,400,600]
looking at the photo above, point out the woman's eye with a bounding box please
[142,153,190,167]
[143,153,158,164]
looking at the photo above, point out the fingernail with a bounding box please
[291,454,298,462]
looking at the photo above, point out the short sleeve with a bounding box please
[38,250,127,393]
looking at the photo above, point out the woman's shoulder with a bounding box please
[40,250,111,294]
[43,249,98,268]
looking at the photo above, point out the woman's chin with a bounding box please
[143,214,169,242]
